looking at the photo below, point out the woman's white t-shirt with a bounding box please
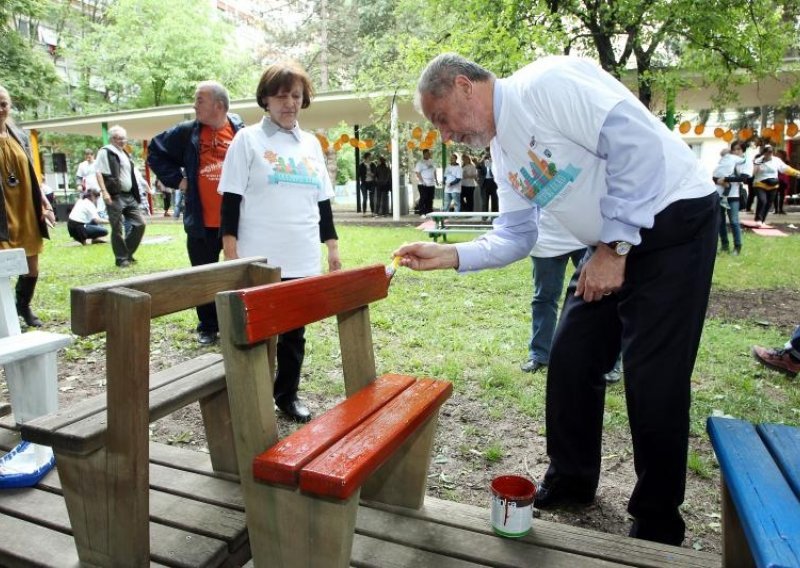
[218,117,334,278]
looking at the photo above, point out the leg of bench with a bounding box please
[249,484,359,567]
[361,409,441,509]
[199,388,238,475]
[721,478,755,568]
[3,353,58,425]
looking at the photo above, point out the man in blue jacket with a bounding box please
[147,81,245,344]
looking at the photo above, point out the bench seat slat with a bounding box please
[252,374,415,486]
[21,356,225,454]
[300,378,452,500]
[757,423,800,501]
[707,417,800,568]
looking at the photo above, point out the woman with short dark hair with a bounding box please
[218,61,341,423]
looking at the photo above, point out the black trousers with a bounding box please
[274,276,307,404]
[482,179,498,212]
[186,228,222,333]
[460,186,475,212]
[362,181,376,213]
[754,188,776,223]
[544,193,718,542]
[418,184,435,215]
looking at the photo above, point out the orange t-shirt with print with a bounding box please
[198,122,235,228]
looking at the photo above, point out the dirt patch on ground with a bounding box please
[6,287,800,556]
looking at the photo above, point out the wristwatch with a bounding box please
[605,241,633,256]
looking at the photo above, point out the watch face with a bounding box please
[615,241,632,256]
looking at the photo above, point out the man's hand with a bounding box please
[392,242,459,271]
[575,244,626,302]
[326,239,342,272]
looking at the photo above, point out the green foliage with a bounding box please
[70,0,261,108]
[0,0,61,113]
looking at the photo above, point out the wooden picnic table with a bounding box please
[425,211,500,241]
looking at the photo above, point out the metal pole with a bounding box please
[391,99,401,220]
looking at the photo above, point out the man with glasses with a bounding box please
[95,124,146,267]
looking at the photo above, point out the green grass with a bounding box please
[33,220,800,441]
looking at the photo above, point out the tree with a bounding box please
[0,0,61,114]
[71,0,260,109]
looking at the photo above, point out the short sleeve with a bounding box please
[217,130,251,196]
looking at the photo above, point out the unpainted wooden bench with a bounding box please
[216,264,452,567]
[707,416,800,568]
[425,211,498,241]
[21,257,275,567]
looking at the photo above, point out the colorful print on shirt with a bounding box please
[507,140,582,208]
[264,150,325,189]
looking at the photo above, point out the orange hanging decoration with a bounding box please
[714,127,724,138]
[694,124,705,135]
[760,127,772,138]
[412,126,423,140]
[365,139,374,149]
[339,134,350,143]
[678,121,691,134]
[406,140,417,150]
[722,130,734,142]
[349,138,359,148]
[333,141,342,152]
[787,123,799,137]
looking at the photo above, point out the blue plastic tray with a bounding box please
[0,441,56,489]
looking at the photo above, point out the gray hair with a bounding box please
[108,124,127,139]
[414,53,493,112]
[197,80,230,111]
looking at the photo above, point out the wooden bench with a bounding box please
[707,416,800,568]
[20,257,275,567]
[216,264,453,567]
[0,249,72,427]
[425,211,499,241]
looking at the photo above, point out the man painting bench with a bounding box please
[217,264,452,567]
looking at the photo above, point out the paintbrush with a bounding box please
[385,255,402,279]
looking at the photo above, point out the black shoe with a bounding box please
[116,259,131,268]
[17,305,42,328]
[521,359,546,373]
[534,477,595,509]
[197,330,218,345]
[277,399,312,423]
[629,516,685,546]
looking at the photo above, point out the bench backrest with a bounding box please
[224,264,390,346]
[216,264,393,498]
[0,249,30,337]
[71,256,270,335]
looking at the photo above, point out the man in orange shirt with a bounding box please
[148,81,245,344]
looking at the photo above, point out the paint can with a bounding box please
[490,475,535,538]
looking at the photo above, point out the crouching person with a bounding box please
[67,188,109,245]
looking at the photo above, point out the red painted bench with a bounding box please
[216,265,453,568]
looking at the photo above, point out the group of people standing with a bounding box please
[715,140,799,255]
[414,148,497,215]
[357,152,391,216]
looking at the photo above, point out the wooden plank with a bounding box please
[721,479,754,568]
[253,374,415,486]
[337,305,378,396]
[199,388,239,476]
[0,331,72,365]
[356,505,619,568]
[0,512,81,568]
[71,256,268,336]
[351,533,487,568]
[22,356,224,453]
[364,497,720,568]
[21,354,221,448]
[300,379,452,499]
[149,462,245,511]
[0,487,231,568]
[707,417,800,568]
[758,422,800,500]
[231,265,390,346]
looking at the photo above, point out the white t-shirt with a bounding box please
[76,160,100,190]
[218,117,334,278]
[415,159,437,186]
[444,164,462,193]
[531,209,585,258]
[491,56,713,245]
[68,198,100,224]
[94,145,133,192]
[753,156,791,183]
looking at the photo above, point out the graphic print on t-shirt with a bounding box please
[508,147,582,208]
[264,150,324,189]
